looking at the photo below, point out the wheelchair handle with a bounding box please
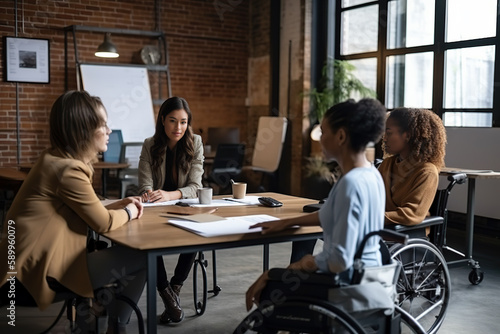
[354,229,408,261]
[448,173,467,184]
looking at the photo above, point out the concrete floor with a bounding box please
[2,227,499,333]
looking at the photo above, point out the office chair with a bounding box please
[118,142,143,198]
[0,270,144,333]
[102,130,142,198]
[206,127,240,152]
[205,143,245,194]
[242,116,288,191]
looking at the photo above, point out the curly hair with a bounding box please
[150,97,195,180]
[386,108,447,168]
[324,98,387,152]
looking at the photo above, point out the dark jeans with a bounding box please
[290,240,317,263]
[157,252,196,291]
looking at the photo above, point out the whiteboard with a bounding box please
[80,64,155,143]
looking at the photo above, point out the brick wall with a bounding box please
[0,0,249,167]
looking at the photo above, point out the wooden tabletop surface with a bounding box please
[441,167,500,179]
[102,192,321,251]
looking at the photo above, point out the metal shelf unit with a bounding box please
[63,25,171,105]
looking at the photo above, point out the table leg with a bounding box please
[101,168,108,198]
[147,252,157,334]
[263,244,269,271]
[465,178,476,259]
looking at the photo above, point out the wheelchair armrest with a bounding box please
[268,268,339,286]
[386,216,444,232]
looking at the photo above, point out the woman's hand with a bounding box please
[142,189,179,203]
[249,219,291,235]
[245,270,270,311]
[105,197,143,219]
[125,197,143,219]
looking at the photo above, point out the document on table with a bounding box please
[142,196,262,208]
[168,214,279,237]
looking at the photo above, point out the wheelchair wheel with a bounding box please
[390,239,450,334]
[233,298,367,334]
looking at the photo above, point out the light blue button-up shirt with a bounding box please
[315,166,385,277]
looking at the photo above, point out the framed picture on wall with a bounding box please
[3,36,50,84]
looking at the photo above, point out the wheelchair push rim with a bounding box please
[390,239,451,334]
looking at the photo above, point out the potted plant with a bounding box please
[303,59,376,198]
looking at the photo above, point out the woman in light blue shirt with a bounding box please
[246,98,386,311]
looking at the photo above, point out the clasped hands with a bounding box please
[141,189,172,203]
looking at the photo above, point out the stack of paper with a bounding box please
[143,196,262,208]
[168,214,279,237]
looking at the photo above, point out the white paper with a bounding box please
[143,196,261,208]
[168,214,279,237]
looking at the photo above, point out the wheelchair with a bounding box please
[233,229,427,334]
[386,173,467,334]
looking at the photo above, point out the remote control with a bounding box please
[258,197,283,207]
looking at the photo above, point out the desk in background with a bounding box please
[0,168,28,222]
[440,167,500,284]
[103,192,321,334]
[93,161,130,198]
[19,161,130,198]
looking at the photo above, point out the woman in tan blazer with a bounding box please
[0,91,145,333]
[137,96,203,324]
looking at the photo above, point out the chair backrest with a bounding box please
[428,173,467,246]
[207,127,240,152]
[102,129,123,163]
[119,142,143,169]
[212,143,245,171]
[251,116,288,173]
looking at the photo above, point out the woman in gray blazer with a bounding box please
[138,96,203,324]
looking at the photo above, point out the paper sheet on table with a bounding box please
[143,196,261,208]
[168,214,279,237]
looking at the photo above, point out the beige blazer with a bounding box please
[137,134,204,198]
[0,149,130,310]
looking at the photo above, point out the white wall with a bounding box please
[441,127,500,219]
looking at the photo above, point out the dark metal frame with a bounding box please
[333,0,500,127]
[63,25,171,104]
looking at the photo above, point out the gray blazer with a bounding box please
[138,134,204,198]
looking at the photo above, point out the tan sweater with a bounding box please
[378,155,439,226]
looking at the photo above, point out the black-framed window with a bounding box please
[333,0,500,127]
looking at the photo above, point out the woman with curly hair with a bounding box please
[379,107,447,226]
[138,96,203,324]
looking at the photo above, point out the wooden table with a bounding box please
[103,192,321,333]
[440,167,500,279]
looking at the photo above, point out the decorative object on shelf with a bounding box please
[95,33,119,58]
[136,45,161,65]
[3,36,50,83]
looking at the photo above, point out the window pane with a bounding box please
[387,0,435,49]
[443,112,492,127]
[444,46,495,108]
[341,5,379,55]
[348,58,377,100]
[446,0,497,42]
[385,52,434,109]
[342,0,373,7]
